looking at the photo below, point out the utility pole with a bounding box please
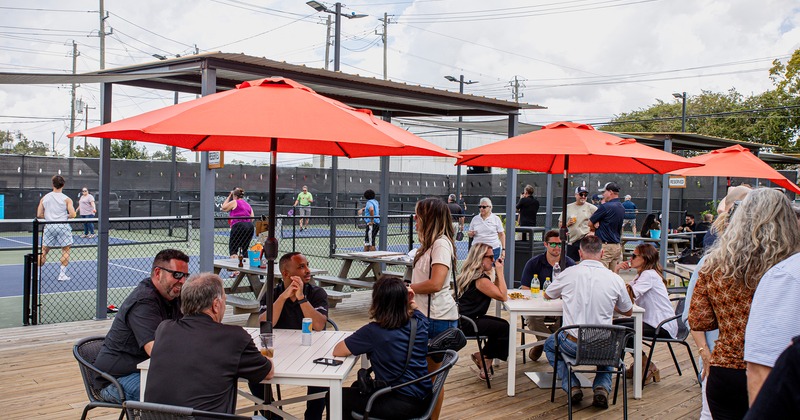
[444,75,478,200]
[509,76,525,103]
[69,41,79,157]
[324,16,332,70]
[99,0,106,69]
[83,102,95,149]
[377,13,392,80]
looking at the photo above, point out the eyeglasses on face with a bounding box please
[478,205,490,209]
[482,254,494,261]
[157,266,190,280]
[82,189,88,192]
[546,242,561,248]
[578,192,588,197]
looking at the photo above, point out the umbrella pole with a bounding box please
[560,156,569,268]
[261,139,279,334]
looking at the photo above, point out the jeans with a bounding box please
[99,372,140,403]
[544,331,612,393]
[428,319,458,338]
[81,214,95,235]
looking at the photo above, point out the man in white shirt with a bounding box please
[543,235,633,409]
[558,186,597,262]
[37,175,77,281]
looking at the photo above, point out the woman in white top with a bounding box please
[614,243,677,383]
[467,197,506,261]
[409,197,457,419]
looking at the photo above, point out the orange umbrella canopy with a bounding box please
[456,121,701,174]
[70,77,456,159]
[670,145,800,194]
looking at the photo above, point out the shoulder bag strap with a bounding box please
[382,317,417,384]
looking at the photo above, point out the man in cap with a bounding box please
[589,182,625,270]
[622,195,638,235]
[447,193,465,236]
[558,186,597,262]
[293,185,313,231]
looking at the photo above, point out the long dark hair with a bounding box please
[640,213,657,238]
[634,243,663,278]
[370,277,411,329]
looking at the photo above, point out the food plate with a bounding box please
[508,291,530,300]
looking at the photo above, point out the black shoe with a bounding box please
[570,387,583,404]
[592,388,609,409]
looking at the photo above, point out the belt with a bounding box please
[566,334,578,343]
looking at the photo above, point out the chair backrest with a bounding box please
[574,325,632,367]
[672,297,690,340]
[418,349,458,420]
[74,335,119,403]
[124,401,256,420]
[327,318,339,331]
[361,349,459,420]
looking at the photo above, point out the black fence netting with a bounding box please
[19,210,506,324]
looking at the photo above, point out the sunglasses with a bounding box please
[479,205,490,209]
[546,242,561,248]
[483,254,494,261]
[157,266,190,280]
[631,254,640,259]
[82,189,88,192]
[578,193,588,197]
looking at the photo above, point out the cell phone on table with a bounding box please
[313,357,343,366]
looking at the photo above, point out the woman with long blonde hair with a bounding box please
[409,197,457,419]
[689,188,800,419]
[456,242,509,380]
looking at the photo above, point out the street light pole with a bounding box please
[306,1,366,72]
[673,91,687,132]
[445,75,478,200]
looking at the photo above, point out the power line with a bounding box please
[0,6,95,13]
[108,11,195,49]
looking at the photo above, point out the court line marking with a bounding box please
[108,261,150,275]
[0,236,31,245]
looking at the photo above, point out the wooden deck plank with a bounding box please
[0,290,702,419]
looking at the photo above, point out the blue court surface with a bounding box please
[0,234,138,249]
[0,255,213,298]
[214,226,391,239]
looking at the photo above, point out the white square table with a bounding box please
[503,290,646,399]
[138,328,357,420]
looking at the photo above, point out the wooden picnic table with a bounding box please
[620,236,689,258]
[317,251,412,296]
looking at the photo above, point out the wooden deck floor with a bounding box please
[0,291,702,419]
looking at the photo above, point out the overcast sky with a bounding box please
[1,0,798,164]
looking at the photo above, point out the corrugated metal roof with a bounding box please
[0,52,542,118]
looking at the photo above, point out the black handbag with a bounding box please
[355,318,417,395]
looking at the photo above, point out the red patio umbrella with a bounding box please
[669,144,800,194]
[70,77,457,332]
[456,121,702,266]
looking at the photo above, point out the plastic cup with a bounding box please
[259,333,275,358]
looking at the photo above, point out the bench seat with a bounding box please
[315,275,375,290]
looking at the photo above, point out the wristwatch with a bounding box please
[297,298,309,304]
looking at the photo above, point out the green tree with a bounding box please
[110,140,149,160]
[0,130,50,155]
[74,143,100,157]
[770,49,800,96]
[151,146,187,161]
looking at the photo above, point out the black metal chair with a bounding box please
[641,297,699,387]
[73,336,126,420]
[550,325,633,420]
[351,349,459,420]
[458,315,493,388]
[124,401,263,419]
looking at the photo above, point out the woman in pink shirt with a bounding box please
[78,187,96,238]
[221,187,255,260]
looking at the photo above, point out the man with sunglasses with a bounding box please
[519,230,577,360]
[94,249,191,404]
[558,186,597,262]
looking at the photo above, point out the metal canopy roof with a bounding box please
[0,52,541,118]
[615,132,770,152]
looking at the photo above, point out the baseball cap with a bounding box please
[575,186,589,195]
[599,182,620,192]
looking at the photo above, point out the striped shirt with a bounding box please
[744,252,800,367]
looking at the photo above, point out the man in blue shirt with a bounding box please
[358,189,380,252]
[519,230,576,360]
[589,182,625,270]
[622,195,637,235]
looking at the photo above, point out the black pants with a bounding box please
[460,315,510,361]
[229,221,255,256]
[566,242,581,262]
[341,387,428,420]
[706,366,749,420]
[248,383,327,420]
[364,223,379,247]
[612,318,673,349]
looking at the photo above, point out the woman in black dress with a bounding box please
[456,242,509,380]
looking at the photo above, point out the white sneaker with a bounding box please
[58,273,70,281]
